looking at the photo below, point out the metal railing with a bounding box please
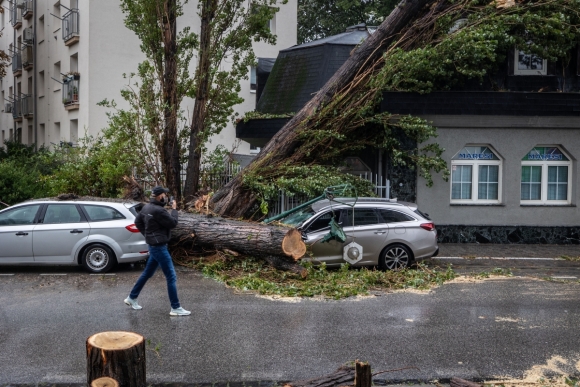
[21,94,33,116]
[10,2,22,26]
[62,77,80,106]
[11,52,22,73]
[62,8,79,42]
[23,0,33,17]
[11,96,22,120]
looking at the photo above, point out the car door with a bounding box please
[303,210,345,266]
[0,204,41,263]
[340,207,389,265]
[32,203,90,262]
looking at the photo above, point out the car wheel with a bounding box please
[81,244,116,273]
[379,244,412,270]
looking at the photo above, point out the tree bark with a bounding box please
[354,361,372,387]
[283,365,355,387]
[86,331,146,387]
[171,212,307,267]
[211,0,432,217]
[183,0,217,202]
[161,0,182,201]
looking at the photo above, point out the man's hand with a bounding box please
[172,199,177,210]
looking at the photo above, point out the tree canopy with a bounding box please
[298,0,398,43]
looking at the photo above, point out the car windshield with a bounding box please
[278,206,316,227]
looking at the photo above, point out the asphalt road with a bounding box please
[1,257,580,385]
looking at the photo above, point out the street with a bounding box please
[1,258,580,385]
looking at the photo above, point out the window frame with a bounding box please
[514,48,547,76]
[520,155,572,205]
[450,146,502,205]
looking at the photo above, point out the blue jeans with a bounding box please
[129,244,181,309]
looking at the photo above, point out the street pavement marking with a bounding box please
[0,273,15,276]
[39,273,67,276]
[436,257,560,260]
[90,273,116,276]
[551,276,578,279]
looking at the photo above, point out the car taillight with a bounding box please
[125,224,140,233]
[420,223,435,231]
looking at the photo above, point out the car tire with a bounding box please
[81,244,116,273]
[379,244,412,270]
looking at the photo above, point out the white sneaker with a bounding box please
[124,297,142,310]
[170,307,191,316]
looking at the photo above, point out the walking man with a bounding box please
[124,185,190,316]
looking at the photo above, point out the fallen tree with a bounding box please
[210,0,580,219]
[52,194,308,276]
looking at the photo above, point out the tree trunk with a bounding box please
[161,0,182,201]
[183,0,217,202]
[171,212,307,267]
[91,377,119,387]
[283,365,355,387]
[354,361,372,387]
[211,0,432,217]
[86,331,146,387]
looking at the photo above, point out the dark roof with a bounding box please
[256,25,374,114]
[282,24,373,51]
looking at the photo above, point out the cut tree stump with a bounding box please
[354,361,371,387]
[86,331,146,387]
[450,377,482,387]
[91,377,120,387]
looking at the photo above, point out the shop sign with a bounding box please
[458,153,494,160]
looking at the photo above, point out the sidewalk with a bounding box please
[438,243,580,259]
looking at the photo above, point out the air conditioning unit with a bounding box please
[5,103,12,113]
[23,27,33,43]
[15,0,25,9]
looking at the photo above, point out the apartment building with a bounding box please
[0,0,297,155]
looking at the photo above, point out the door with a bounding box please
[340,208,388,265]
[304,210,345,266]
[33,204,90,262]
[0,204,41,263]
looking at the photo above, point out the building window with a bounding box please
[250,66,256,91]
[521,146,571,204]
[514,48,547,75]
[451,145,501,204]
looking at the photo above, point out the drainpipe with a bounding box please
[33,0,37,150]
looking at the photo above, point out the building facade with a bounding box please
[0,0,297,155]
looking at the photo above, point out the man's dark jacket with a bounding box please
[134,199,178,246]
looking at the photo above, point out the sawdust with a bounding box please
[487,355,580,386]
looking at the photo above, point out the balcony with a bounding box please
[10,1,23,29]
[22,0,33,20]
[12,96,22,122]
[11,52,22,76]
[62,9,80,46]
[22,45,33,71]
[62,75,79,110]
[21,94,33,118]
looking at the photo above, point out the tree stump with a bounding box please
[86,331,146,387]
[91,377,120,387]
[354,360,371,387]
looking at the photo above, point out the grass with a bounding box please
[180,254,459,299]
[469,267,513,278]
[560,255,580,261]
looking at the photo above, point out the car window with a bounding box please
[305,211,336,232]
[341,208,380,227]
[379,209,415,223]
[413,208,431,220]
[43,204,83,224]
[0,205,41,226]
[82,205,126,221]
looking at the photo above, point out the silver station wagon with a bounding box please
[0,200,149,273]
[281,198,439,269]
